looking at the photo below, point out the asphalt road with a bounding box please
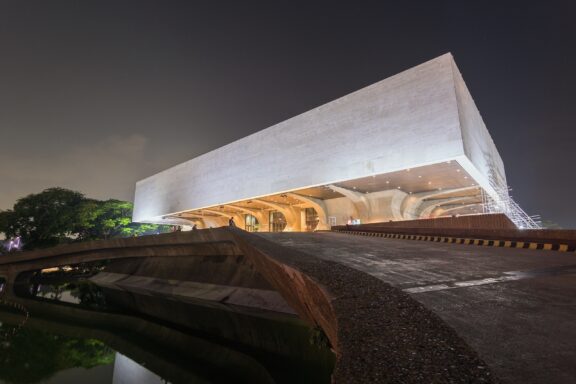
[257,232,576,384]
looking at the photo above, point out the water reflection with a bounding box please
[0,274,335,384]
[113,353,164,384]
[0,326,114,384]
[29,280,108,309]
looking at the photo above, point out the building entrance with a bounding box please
[245,214,259,232]
[269,211,287,232]
[305,208,319,231]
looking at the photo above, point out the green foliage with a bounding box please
[0,327,114,384]
[65,280,108,310]
[0,188,171,250]
[77,199,171,240]
[0,188,85,249]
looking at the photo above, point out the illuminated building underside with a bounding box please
[133,53,538,231]
[164,162,484,231]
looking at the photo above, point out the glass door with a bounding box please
[244,214,259,232]
[305,208,319,231]
[269,211,287,232]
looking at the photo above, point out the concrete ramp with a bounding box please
[259,231,576,384]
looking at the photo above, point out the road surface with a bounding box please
[258,232,576,384]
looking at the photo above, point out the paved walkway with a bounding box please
[258,232,576,384]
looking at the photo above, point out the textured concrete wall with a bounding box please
[133,54,467,222]
[323,190,410,226]
[451,60,507,193]
[324,197,357,225]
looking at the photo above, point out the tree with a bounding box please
[0,188,85,250]
[0,188,171,251]
[76,199,168,240]
[0,327,114,384]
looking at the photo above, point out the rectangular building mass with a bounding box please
[133,53,530,231]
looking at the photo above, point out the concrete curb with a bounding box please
[334,230,576,253]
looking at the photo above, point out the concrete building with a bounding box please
[133,53,536,231]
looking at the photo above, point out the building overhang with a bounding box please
[133,53,523,229]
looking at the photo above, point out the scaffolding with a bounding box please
[481,186,541,229]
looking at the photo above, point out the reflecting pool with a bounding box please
[0,272,335,384]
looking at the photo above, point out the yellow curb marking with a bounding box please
[334,230,572,254]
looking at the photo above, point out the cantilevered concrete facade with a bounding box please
[133,53,517,231]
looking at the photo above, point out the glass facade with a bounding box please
[245,214,259,232]
[269,211,287,232]
[305,207,319,232]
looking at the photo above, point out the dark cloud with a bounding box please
[0,134,157,206]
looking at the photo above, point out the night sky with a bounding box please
[1,1,575,227]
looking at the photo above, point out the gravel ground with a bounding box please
[319,261,496,383]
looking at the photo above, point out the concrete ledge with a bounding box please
[353,213,517,230]
[0,231,240,265]
[334,229,576,253]
[0,231,241,283]
[331,214,576,248]
[91,272,296,314]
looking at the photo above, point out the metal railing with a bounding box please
[481,186,541,229]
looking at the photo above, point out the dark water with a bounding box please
[0,276,335,384]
